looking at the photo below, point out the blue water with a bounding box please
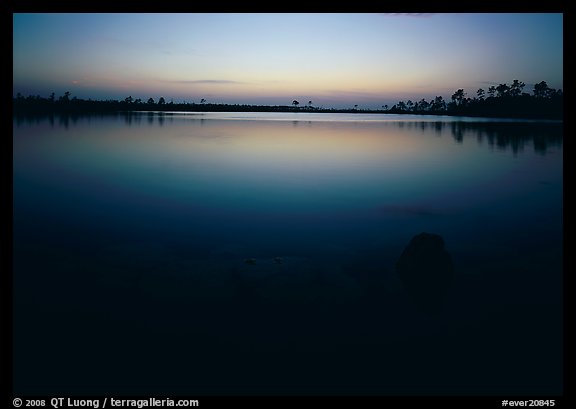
[13,112,563,395]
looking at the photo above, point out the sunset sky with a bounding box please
[13,13,563,109]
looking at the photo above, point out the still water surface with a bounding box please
[13,112,563,395]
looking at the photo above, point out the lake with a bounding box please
[12,112,563,396]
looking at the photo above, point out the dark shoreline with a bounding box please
[13,97,563,121]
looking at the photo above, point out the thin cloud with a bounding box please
[478,81,502,86]
[161,79,246,85]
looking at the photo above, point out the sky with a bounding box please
[13,13,563,109]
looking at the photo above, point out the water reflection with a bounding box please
[13,112,562,155]
[446,121,563,155]
[12,111,563,395]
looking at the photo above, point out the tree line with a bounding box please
[387,80,562,119]
[12,93,315,115]
[13,79,562,120]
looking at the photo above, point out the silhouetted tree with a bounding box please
[147,97,155,105]
[430,96,446,112]
[158,97,166,105]
[487,86,496,98]
[200,98,206,104]
[418,98,429,111]
[406,100,414,111]
[292,100,299,108]
[509,80,525,97]
[477,88,485,100]
[125,96,133,104]
[496,83,510,98]
[59,91,71,103]
[451,89,466,106]
[533,81,552,99]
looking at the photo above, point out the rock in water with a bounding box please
[396,232,454,312]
